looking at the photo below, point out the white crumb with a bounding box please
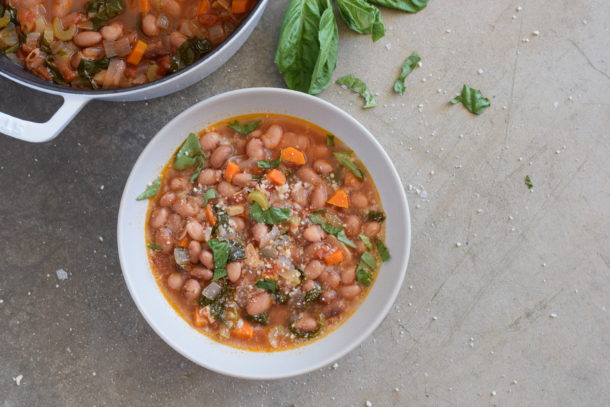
[56,269,68,281]
[13,375,23,386]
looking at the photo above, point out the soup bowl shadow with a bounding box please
[117,87,411,379]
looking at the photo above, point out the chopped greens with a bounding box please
[85,0,124,29]
[45,56,68,86]
[174,133,205,170]
[199,281,233,323]
[289,314,323,338]
[136,177,161,201]
[258,157,281,169]
[245,312,269,325]
[358,234,373,250]
[336,229,357,248]
[335,0,385,42]
[303,287,323,304]
[525,175,533,189]
[336,74,378,108]
[0,4,19,26]
[360,251,377,269]
[77,57,110,89]
[375,238,390,261]
[310,212,356,248]
[169,38,212,73]
[369,0,429,13]
[450,84,491,115]
[256,278,288,303]
[228,120,262,135]
[326,134,335,147]
[333,151,364,179]
[226,239,246,262]
[250,203,291,225]
[393,52,420,95]
[366,211,386,222]
[208,239,230,280]
[147,242,162,251]
[202,189,217,207]
[356,252,377,285]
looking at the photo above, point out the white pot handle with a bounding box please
[0,94,89,143]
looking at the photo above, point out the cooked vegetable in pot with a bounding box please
[0,0,257,88]
[142,114,390,351]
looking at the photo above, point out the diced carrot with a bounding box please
[139,0,150,13]
[280,147,306,165]
[196,0,210,14]
[225,161,240,182]
[266,169,286,185]
[127,40,147,65]
[324,249,344,265]
[327,188,349,208]
[231,0,249,13]
[193,307,209,327]
[177,236,190,248]
[232,320,254,340]
[205,205,216,226]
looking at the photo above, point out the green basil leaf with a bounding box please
[85,0,124,30]
[368,0,429,13]
[375,238,390,262]
[303,286,323,304]
[245,312,269,325]
[250,202,291,225]
[334,0,385,42]
[335,74,378,108]
[209,239,229,280]
[228,120,262,135]
[202,188,217,207]
[393,52,420,95]
[147,242,162,251]
[310,213,342,234]
[332,151,364,179]
[275,0,324,93]
[356,263,372,285]
[169,38,212,73]
[308,0,339,95]
[77,57,110,89]
[189,156,205,183]
[257,157,281,169]
[366,211,386,222]
[174,133,204,170]
[524,175,533,189]
[45,56,68,86]
[450,84,491,115]
[136,177,161,201]
[360,251,377,269]
[336,229,357,248]
[326,134,335,147]
[358,234,373,250]
[255,278,279,293]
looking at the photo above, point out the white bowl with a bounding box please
[117,88,411,379]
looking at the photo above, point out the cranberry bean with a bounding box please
[159,192,177,207]
[344,215,361,237]
[167,272,186,290]
[74,31,102,47]
[304,260,324,280]
[199,250,214,269]
[363,222,381,238]
[324,299,346,317]
[199,131,220,152]
[232,173,253,187]
[166,214,184,234]
[169,31,187,48]
[344,172,362,190]
[230,216,245,232]
[309,144,329,160]
[198,168,221,186]
[302,279,316,291]
[150,207,169,229]
[310,185,327,210]
[293,315,317,332]
[313,159,333,175]
[173,198,199,217]
[320,289,337,304]
[161,0,181,16]
[251,223,268,242]
[226,262,242,283]
[188,240,202,263]
[291,186,309,207]
[155,228,174,253]
[296,135,310,150]
[341,265,356,285]
[100,22,123,41]
[210,145,232,169]
[247,292,272,315]
[142,14,159,37]
[261,125,283,149]
[351,192,369,209]
[217,181,238,197]
[170,177,189,191]
[246,138,265,160]
[280,132,298,149]
[303,225,325,242]
[182,279,202,302]
[190,266,212,280]
[296,167,322,185]
[303,242,325,261]
[324,271,341,289]
[338,284,361,299]
[186,221,205,241]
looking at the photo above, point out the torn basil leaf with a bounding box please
[335,0,385,42]
[258,157,281,169]
[136,177,161,201]
[450,84,491,115]
[147,242,162,251]
[326,134,335,147]
[250,203,291,225]
[308,0,339,95]
[375,239,390,262]
[228,120,262,135]
[77,57,110,89]
[174,133,205,170]
[393,52,420,95]
[202,189,217,207]
[524,175,533,189]
[336,74,378,108]
[336,229,357,248]
[333,151,364,179]
[369,0,429,13]
[169,38,212,73]
[358,234,373,250]
[208,239,229,280]
[85,0,124,30]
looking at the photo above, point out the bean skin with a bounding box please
[199,250,214,269]
[226,262,242,283]
[310,185,327,210]
[296,135,310,150]
[170,177,189,191]
[304,260,324,280]
[210,145,232,169]
[296,167,322,185]
[166,213,184,234]
[217,181,238,197]
[199,131,220,152]
[344,172,362,190]
[303,225,325,242]
[363,222,381,238]
[261,124,283,149]
[100,22,123,41]
[251,223,268,242]
[173,198,200,217]
[232,173,253,187]
[150,208,169,229]
[293,315,317,332]
[198,168,221,186]
[338,284,361,299]
[190,266,212,280]
[309,144,329,160]
[351,192,369,209]
[247,292,272,315]
[344,215,361,237]
[155,228,174,253]
[161,0,181,16]
[73,31,102,48]
[246,138,265,160]
[230,216,245,232]
[188,240,202,263]
[186,221,205,241]
[182,279,202,302]
[159,192,177,207]
[324,271,341,289]
[290,186,309,207]
[313,159,333,175]
[340,265,356,285]
[167,272,186,290]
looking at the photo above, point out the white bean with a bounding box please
[226,262,242,283]
[303,225,325,242]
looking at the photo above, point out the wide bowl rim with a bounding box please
[117,87,411,379]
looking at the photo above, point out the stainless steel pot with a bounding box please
[0,0,268,143]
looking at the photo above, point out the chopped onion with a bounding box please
[279,268,301,286]
[114,37,132,57]
[207,23,224,46]
[25,32,41,50]
[173,247,190,266]
[0,23,19,48]
[102,58,125,89]
[202,281,222,301]
[226,205,244,216]
[35,17,47,33]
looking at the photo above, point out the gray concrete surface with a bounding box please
[1,0,609,406]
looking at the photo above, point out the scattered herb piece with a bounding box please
[333,151,364,179]
[250,202,291,225]
[208,239,229,280]
[335,0,385,42]
[336,74,378,108]
[524,175,533,189]
[202,189,217,207]
[358,234,373,250]
[136,177,161,201]
[174,133,205,170]
[245,312,269,325]
[326,134,335,147]
[77,57,110,89]
[366,211,386,222]
[393,52,420,94]
[228,120,262,135]
[308,0,339,95]
[375,238,391,261]
[336,229,357,248]
[360,251,377,269]
[169,38,212,73]
[147,242,162,251]
[450,84,491,115]
[369,0,429,13]
[258,157,281,169]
